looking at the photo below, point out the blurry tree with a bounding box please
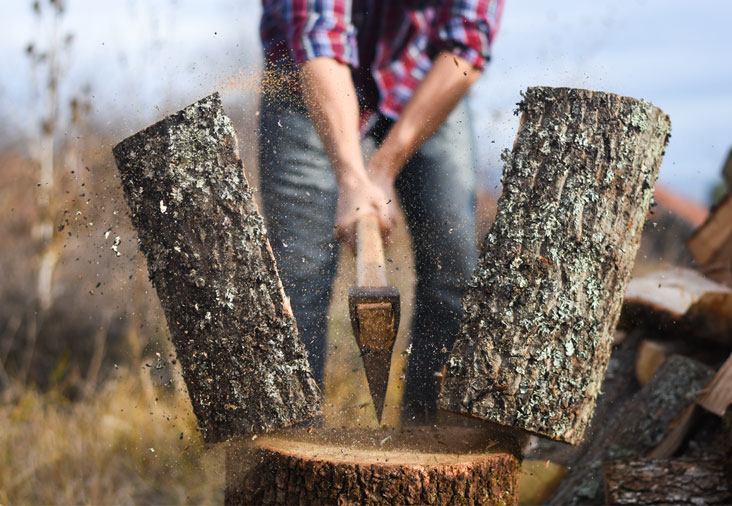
[20,0,73,385]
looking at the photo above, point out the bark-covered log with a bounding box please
[723,406,732,487]
[723,148,732,188]
[621,267,732,347]
[547,355,713,505]
[112,93,321,443]
[604,459,731,505]
[439,87,671,444]
[226,427,520,506]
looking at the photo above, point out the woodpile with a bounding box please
[527,146,732,505]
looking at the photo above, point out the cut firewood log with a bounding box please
[723,407,732,487]
[634,339,668,385]
[724,148,732,188]
[547,354,713,505]
[225,427,520,506]
[647,403,700,459]
[439,87,671,444]
[699,353,732,416]
[604,459,731,505]
[647,350,732,459]
[701,229,732,288]
[687,194,732,266]
[113,93,322,443]
[620,267,732,345]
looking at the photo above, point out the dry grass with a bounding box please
[0,368,224,505]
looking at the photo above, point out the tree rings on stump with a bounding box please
[225,427,520,505]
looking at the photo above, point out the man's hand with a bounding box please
[299,58,395,250]
[334,172,396,251]
[299,52,481,250]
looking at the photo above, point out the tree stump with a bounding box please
[226,427,520,505]
[439,87,671,444]
[113,93,321,443]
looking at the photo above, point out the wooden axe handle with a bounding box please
[356,214,387,287]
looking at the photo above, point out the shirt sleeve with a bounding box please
[432,0,505,71]
[286,0,359,67]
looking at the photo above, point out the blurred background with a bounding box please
[0,0,730,503]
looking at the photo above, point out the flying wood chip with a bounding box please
[113,93,322,443]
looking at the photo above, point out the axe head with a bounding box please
[348,285,401,423]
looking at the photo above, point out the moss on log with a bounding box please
[439,87,671,444]
[112,93,321,443]
[225,427,520,505]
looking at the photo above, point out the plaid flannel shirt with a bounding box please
[260,0,504,119]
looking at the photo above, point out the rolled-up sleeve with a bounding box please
[433,0,504,71]
[286,0,359,67]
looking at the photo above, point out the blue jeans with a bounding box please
[258,90,477,423]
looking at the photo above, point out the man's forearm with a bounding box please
[299,57,368,188]
[369,51,482,181]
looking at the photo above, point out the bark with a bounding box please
[546,354,713,505]
[439,87,671,444]
[112,93,321,443]
[604,459,731,505]
[526,330,642,466]
[226,427,520,506]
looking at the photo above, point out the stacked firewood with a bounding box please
[531,150,732,505]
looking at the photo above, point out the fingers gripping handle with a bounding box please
[356,214,388,287]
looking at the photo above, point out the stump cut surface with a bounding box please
[226,427,520,505]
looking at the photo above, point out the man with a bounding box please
[259,0,504,424]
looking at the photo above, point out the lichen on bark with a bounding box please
[113,93,322,443]
[439,87,671,444]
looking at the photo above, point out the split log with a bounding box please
[225,427,520,505]
[634,339,668,385]
[686,194,732,265]
[620,267,732,346]
[604,459,731,505]
[439,87,671,444]
[648,350,732,459]
[724,147,732,188]
[112,93,321,442]
[723,407,732,486]
[546,354,713,505]
[699,353,732,416]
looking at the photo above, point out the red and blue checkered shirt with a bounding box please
[260,0,504,119]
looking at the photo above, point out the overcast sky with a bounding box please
[2,0,731,204]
